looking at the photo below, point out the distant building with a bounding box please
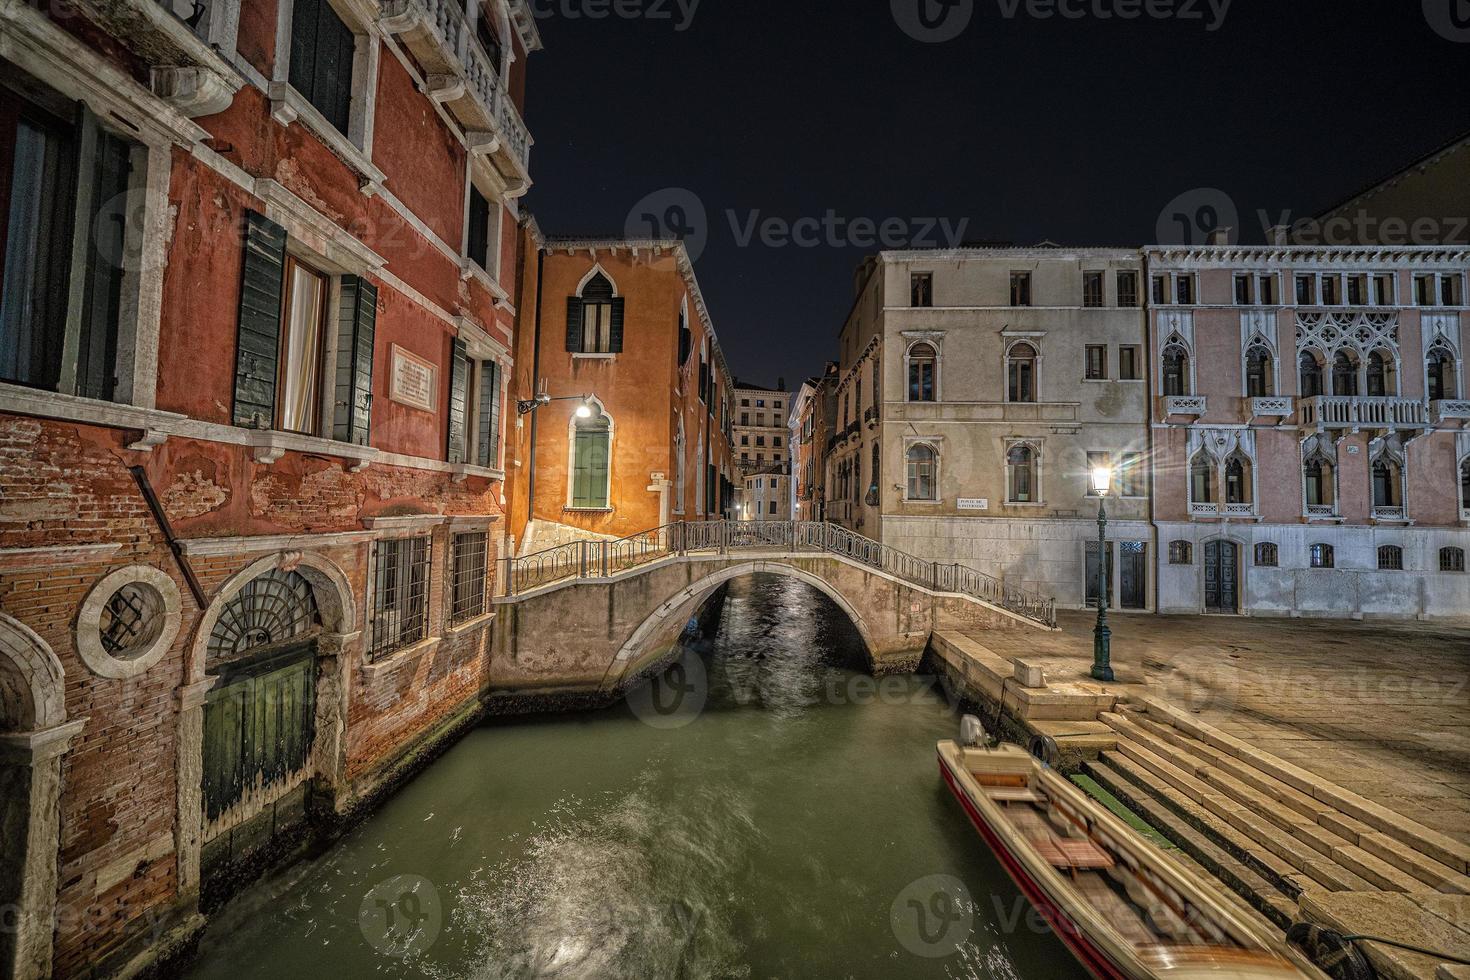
[733,380,790,476]
[788,364,839,521]
[1306,130,1470,246]
[506,237,734,554]
[740,466,791,521]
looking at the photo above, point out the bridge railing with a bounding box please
[501,521,1057,628]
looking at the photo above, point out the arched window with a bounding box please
[1245,345,1273,397]
[1304,455,1334,509]
[1371,456,1401,508]
[571,273,622,354]
[1377,545,1404,571]
[1168,540,1192,565]
[1189,453,1215,504]
[1162,344,1189,396]
[906,444,937,501]
[1441,547,1466,573]
[1366,349,1394,397]
[869,441,881,503]
[908,343,937,402]
[1460,457,1470,511]
[1332,350,1359,396]
[1007,343,1037,403]
[1254,542,1278,567]
[1006,443,1037,503]
[206,570,321,661]
[674,415,686,514]
[1225,454,1251,504]
[571,409,612,508]
[1299,350,1325,397]
[1310,543,1334,569]
[1428,346,1458,401]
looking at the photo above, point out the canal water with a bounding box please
[186,575,1084,979]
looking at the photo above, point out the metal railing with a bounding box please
[502,521,1057,628]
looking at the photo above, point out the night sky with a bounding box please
[522,1,1470,389]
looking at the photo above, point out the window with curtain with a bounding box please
[906,444,937,501]
[571,411,611,508]
[278,257,328,434]
[1008,343,1037,403]
[908,343,936,401]
[579,274,615,353]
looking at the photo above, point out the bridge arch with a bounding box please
[600,560,879,691]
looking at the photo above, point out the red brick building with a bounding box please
[0,1,538,975]
[505,235,735,554]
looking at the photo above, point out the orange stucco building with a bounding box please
[506,235,735,554]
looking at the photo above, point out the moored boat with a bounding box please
[938,731,1326,979]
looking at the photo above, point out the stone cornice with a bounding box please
[1147,245,1470,267]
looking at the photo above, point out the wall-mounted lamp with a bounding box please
[517,391,597,417]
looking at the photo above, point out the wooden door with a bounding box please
[1204,541,1239,613]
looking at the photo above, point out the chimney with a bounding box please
[777,376,786,391]
[1206,227,1234,246]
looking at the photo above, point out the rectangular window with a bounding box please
[0,91,134,403]
[1443,275,1464,306]
[1116,271,1138,308]
[1310,543,1334,569]
[466,185,498,273]
[1084,345,1107,380]
[1347,274,1367,306]
[1118,452,1144,497]
[450,531,488,624]
[1118,346,1141,381]
[1083,271,1104,308]
[278,257,329,434]
[1234,274,1253,306]
[370,535,430,656]
[1257,274,1277,305]
[289,0,357,135]
[1372,273,1395,306]
[1320,275,1340,305]
[1151,275,1168,304]
[1296,274,1316,305]
[1174,275,1194,305]
[910,272,933,307]
[582,300,613,353]
[1010,271,1032,307]
[1415,275,1434,306]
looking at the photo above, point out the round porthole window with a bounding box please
[77,566,182,679]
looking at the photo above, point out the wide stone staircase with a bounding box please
[1084,697,1470,979]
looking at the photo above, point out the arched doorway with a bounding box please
[0,613,78,980]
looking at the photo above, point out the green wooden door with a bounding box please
[572,426,609,508]
[202,644,316,821]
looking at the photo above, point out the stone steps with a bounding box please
[1086,759,1298,930]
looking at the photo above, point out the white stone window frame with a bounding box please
[1159,336,1196,398]
[269,0,386,194]
[460,160,512,302]
[248,178,387,461]
[901,436,942,504]
[452,316,511,480]
[1004,335,1044,404]
[0,13,210,418]
[1424,339,1464,405]
[571,264,622,360]
[76,565,183,679]
[1004,438,1044,507]
[1301,440,1341,520]
[1368,441,1410,519]
[902,333,944,403]
[565,397,614,512]
[1413,272,1467,308]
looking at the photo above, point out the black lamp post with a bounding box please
[518,392,595,417]
[1089,464,1115,682]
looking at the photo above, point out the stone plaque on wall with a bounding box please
[390,345,437,412]
[958,498,989,510]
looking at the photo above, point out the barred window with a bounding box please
[451,531,489,624]
[1310,543,1334,569]
[1377,545,1403,571]
[1253,543,1278,567]
[1168,540,1192,565]
[1440,547,1465,573]
[371,536,430,656]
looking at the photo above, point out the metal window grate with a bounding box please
[450,531,488,625]
[207,570,320,661]
[101,584,165,655]
[371,536,430,656]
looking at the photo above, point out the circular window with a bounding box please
[77,566,182,679]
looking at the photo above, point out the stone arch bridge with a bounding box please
[489,522,1056,705]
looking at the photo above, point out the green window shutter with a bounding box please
[609,297,625,353]
[333,276,376,445]
[565,297,583,351]
[447,338,468,463]
[233,210,287,428]
[476,359,500,468]
[573,429,609,508]
[72,112,131,402]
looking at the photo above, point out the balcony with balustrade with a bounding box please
[1432,400,1470,426]
[1299,395,1428,434]
[379,0,533,191]
[1249,396,1294,420]
[1163,395,1207,419]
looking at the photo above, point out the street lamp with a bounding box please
[1089,464,1115,682]
[518,391,596,417]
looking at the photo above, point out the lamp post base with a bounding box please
[1091,624,1114,682]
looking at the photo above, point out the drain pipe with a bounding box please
[524,245,546,544]
[129,465,207,609]
[1140,252,1159,613]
